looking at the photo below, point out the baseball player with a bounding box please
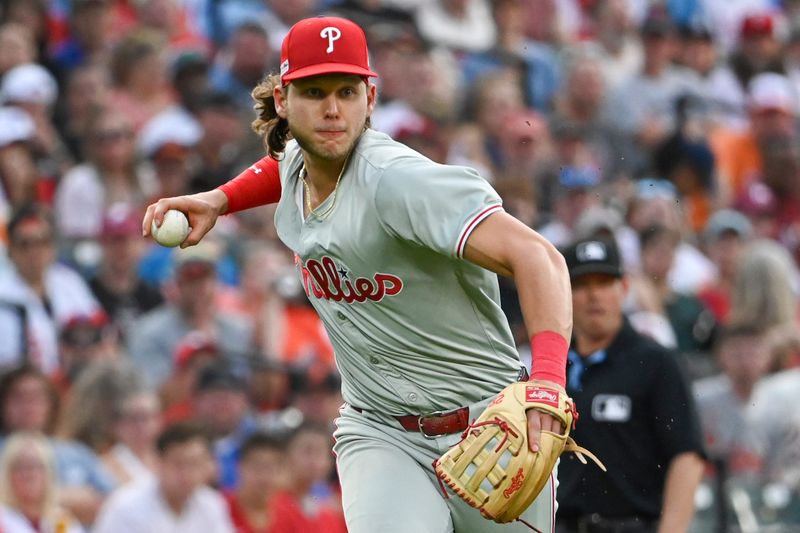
[143,17,572,532]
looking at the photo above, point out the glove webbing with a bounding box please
[432,421,606,531]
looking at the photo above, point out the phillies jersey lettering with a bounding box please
[296,254,404,303]
[274,129,522,414]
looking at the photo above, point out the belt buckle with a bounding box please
[417,409,449,439]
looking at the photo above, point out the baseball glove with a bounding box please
[433,382,605,527]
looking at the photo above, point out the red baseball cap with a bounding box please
[740,13,774,38]
[280,16,377,85]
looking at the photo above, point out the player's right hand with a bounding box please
[142,189,228,248]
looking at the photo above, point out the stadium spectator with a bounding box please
[697,209,754,324]
[625,179,717,293]
[54,108,145,243]
[603,9,695,168]
[285,369,342,430]
[749,353,800,491]
[269,422,346,533]
[247,358,291,418]
[58,360,142,453]
[727,12,787,110]
[733,180,779,239]
[537,166,601,248]
[129,0,210,58]
[710,72,798,204]
[101,388,161,486]
[188,362,256,491]
[107,30,174,133]
[0,23,36,77]
[584,0,643,87]
[93,422,234,533]
[170,51,211,115]
[728,239,800,332]
[50,0,117,72]
[159,330,220,420]
[126,242,254,388]
[0,432,83,533]
[550,51,630,182]
[138,107,202,202]
[764,322,800,371]
[216,241,335,374]
[54,64,111,162]
[52,311,119,392]
[416,0,496,53]
[189,91,249,193]
[694,325,773,481]
[625,224,715,354]
[0,106,38,212]
[652,129,717,233]
[88,205,164,340]
[0,205,102,374]
[224,432,287,533]
[460,0,560,110]
[209,23,276,112]
[0,62,72,180]
[0,365,116,526]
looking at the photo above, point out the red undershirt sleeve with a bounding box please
[217,156,282,213]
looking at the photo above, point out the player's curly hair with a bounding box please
[251,73,373,160]
[251,73,288,161]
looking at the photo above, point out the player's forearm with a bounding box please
[217,156,282,213]
[657,452,704,533]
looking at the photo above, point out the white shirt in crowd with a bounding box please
[0,263,101,373]
[92,478,234,533]
[0,505,84,533]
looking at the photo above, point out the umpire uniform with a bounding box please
[556,238,705,533]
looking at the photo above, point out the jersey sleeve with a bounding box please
[217,156,281,213]
[373,160,503,259]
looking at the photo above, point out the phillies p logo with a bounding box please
[320,27,342,53]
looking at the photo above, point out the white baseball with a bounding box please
[151,209,190,247]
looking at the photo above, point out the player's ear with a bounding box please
[274,85,288,119]
[365,82,377,116]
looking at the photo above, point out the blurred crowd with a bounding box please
[0,0,800,531]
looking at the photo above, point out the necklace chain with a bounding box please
[301,151,351,220]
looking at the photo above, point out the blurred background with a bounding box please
[0,0,799,531]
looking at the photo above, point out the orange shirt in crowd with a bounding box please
[216,288,336,374]
[709,129,762,202]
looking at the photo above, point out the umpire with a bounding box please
[556,237,705,533]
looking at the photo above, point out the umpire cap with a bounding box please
[562,238,624,280]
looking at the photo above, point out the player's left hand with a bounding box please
[526,379,566,452]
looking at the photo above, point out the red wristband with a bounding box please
[530,331,568,386]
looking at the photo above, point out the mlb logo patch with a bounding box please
[591,394,632,422]
[525,386,559,407]
[280,60,289,76]
[576,241,607,262]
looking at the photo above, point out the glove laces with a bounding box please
[463,416,519,452]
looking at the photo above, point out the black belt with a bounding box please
[351,367,530,438]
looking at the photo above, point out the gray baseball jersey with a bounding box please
[274,129,524,414]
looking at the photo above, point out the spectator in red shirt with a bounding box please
[224,432,287,533]
[269,422,346,533]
